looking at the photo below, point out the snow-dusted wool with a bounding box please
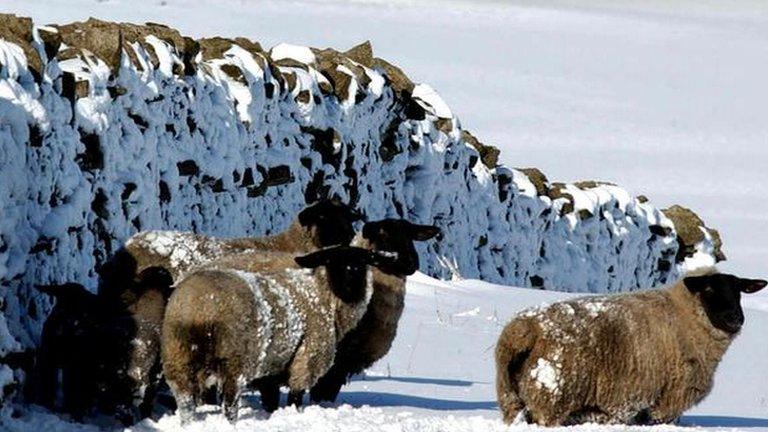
[494,270,765,426]
[0,15,721,402]
[161,246,376,422]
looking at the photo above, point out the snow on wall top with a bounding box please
[0,15,722,399]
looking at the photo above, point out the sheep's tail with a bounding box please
[495,318,535,424]
[164,321,223,406]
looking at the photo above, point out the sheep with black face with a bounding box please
[97,199,363,300]
[309,219,441,403]
[495,269,766,426]
[161,245,393,424]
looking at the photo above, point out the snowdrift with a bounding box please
[0,15,722,403]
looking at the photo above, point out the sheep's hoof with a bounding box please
[287,390,305,408]
[309,380,343,403]
[223,405,239,424]
[513,408,531,425]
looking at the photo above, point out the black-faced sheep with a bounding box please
[495,270,767,426]
[161,245,393,424]
[97,199,362,297]
[94,200,360,417]
[309,219,441,403]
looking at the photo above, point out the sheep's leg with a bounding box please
[221,373,242,423]
[174,392,196,426]
[62,364,92,421]
[33,348,58,409]
[166,378,197,425]
[253,376,281,412]
[310,365,346,403]
[287,390,305,408]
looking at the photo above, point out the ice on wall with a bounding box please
[0,16,722,402]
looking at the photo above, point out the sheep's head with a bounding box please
[295,245,394,303]
[362,219,441,276]
[298,199,364,248]
[684,273,767,334]
[136,266,174,300]
[36,282,98,311]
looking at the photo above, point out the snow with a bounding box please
[270,43,316,64]
[0,0,766,428]
[530,358,561,394]
[4,272,768,431]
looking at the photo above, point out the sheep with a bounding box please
[96,267,174,424]
[309,219,441,403]
[97,199,362,298]
[31,283,104,420]
[30,268,173,424]
[93,199,360,416]
[161,245,393,424]
[494,269,767,426]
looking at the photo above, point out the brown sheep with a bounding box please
[96,267,174,424]
[161,245,393,424]
[97,199,363,300]
[309,219,441,403]
[495,269,767,426]
[30,268,172,424]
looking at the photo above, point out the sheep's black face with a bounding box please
[362,219,441,276]
[298,199,364,248]
[684,273,767,334]
[295,246,380,303]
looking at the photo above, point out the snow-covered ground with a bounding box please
[4,272,768,431]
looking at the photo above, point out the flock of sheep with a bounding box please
[26,199,766,427]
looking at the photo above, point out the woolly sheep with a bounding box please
[97,267,174,424]
[31,267,172,423]
[97,199,363,299]
[161,245,393,423]
[309,219,441,403]
[495,269,767,426]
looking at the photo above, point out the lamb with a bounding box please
[495,269,767,426]
[161,245,393,423]
[309,219,441,403]
[98,199,363,299]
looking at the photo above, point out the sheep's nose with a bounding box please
[725,311,744,327]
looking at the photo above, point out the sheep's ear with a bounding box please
[683,275,711,293]
[35,283,92,299]
[343,207,366,222]
[294,247,341,268]
[407,224,441,241]
[137,267,174,288]
[738,278,767,294]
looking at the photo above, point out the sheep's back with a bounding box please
[164,271,271,378]
[516,292,680,422]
